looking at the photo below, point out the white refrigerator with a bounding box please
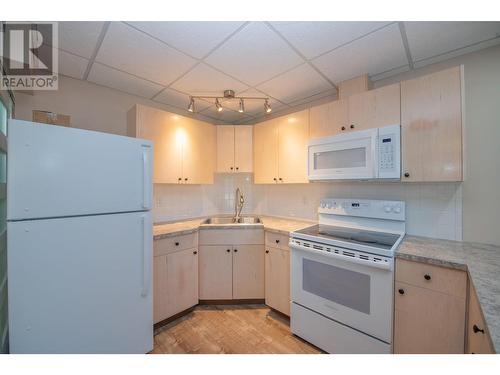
[6,119,153,353]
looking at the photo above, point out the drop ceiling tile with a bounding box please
[88,63,164,98]
[256,63,332,104]
[312,23,408,84]
[58,50,89,80]
[170,63,248,96]
[205,22,304,86]
[270,21,391,59]
[154,88,211,112]
[48,21,104,58]
[285,88,337,107]
[405,21,500,62]
[127,21,245,59]
[95,22,197,86]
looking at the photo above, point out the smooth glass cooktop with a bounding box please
[294,224,401,250]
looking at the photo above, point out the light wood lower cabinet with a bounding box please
[394,258,467,353]
[265,246,290,316]
[153,247,199,324]
[233,245,265,299]
[467,282,495,354]
[198,245,233,300]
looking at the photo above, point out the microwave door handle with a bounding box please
[290,242,392,271]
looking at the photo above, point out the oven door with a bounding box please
[291,242,394,343]
[308,128,378,180]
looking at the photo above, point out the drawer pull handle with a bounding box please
[226,249,231,253]
[193,251,197,255]
[473,325,485,334]
[175,242,179,246]
[424,274,431,281]
[276,239,280,244]
[234,249,238,253]
[398,289,405,295]
[265,250,269,254]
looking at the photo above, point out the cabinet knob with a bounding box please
[350,124,355,129]
[341,126,346,131]
[398,288,405,295]
[279,177,283,182]
[184,178,188,181]
[193,251,197,255]
[473,324,485,334]
[273,178,277,182]
[424,274,431,281]
[230,167,233,170]
[266,250,269,254]
[234,249,238,253]
[404,172,410,178]
[275,239,280,244]
[178,177,182,182]
[236,167,239,171]
[175,242,179,246]
[226,249,231,253]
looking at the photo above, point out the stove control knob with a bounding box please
[326,203,332,209]
[393,205,401,214]
[320,202,326,208]
[384,205,392,213]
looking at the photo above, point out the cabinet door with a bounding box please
[234,125,253,173]
[467,282,495,353]
[166,248,199,317]
[253,118,279,183]
[216,125,235,173]
[401,67,462,182]
[309,99,349,139]
[277,110,309,183]
[136,105,182,183]
[153,255,168,324]
[394,281,466,353]
[348,83,400,132]
[265,247,290,315]
[182,118,216,184]
[232,245,265,299]
[198,245,233,300]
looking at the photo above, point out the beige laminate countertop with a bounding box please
[397,236,500,353]
[153,215,313,240]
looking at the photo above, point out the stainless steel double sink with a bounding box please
[201,216,262,225]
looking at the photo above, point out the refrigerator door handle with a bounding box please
[142,148,152,209]
[141,215,150,297]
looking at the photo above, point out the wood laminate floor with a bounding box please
[150,304,323,354]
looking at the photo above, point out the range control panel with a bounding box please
[318,198,405,221]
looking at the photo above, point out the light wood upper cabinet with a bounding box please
[394,259,467,354]
[232,244,265,299]
[309,99,348,139]
[348,83,400,132]
[216,125,253,173]
[277,110,310,184]
[401,66,463,182]
[253,118,279,184]
[265,245,290,316]
[253,110,309,184]
[127,104,216,184]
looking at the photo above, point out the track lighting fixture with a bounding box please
[215,98,223,112]
[264,99,272,113]
[187,97,194,113]
[186,89,270,115]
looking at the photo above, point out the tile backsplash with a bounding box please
[154,174,463,241]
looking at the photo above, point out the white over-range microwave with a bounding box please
[308,124,401,181]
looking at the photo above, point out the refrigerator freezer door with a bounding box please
[7,211,153,353]
[7,119,152,221]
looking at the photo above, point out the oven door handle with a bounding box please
[290,242,392,271]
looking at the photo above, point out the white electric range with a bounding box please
[289,198,405,354]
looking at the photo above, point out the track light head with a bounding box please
[264,99,272,113]
[188,97,194,113]
[238,98,245,113]
[215,98,223,112]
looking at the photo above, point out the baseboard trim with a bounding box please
[199,299,265,305]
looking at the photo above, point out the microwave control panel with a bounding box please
[377,124,401,179]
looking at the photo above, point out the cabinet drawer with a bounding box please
[467,282,495,353]
[154,232,198,257]
[265,231,289,250]
[395,258,467,298]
